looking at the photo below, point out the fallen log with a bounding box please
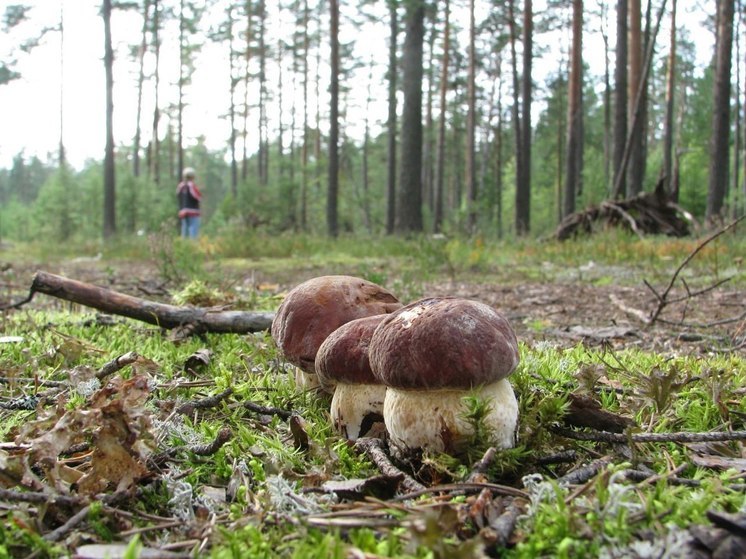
[12,271,275,334]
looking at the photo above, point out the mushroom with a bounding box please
[369,297,520,457]
[270,275,402,391]
[314,315,388,440]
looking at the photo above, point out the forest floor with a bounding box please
[0,235,744,558]
[10,253,744,355]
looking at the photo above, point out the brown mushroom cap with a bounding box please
[315,314,387,390]
[369,297,519,390]
[271,275,402,374]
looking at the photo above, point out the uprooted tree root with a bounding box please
[555,181,692,240]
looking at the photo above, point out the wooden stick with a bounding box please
[19,271,274,334]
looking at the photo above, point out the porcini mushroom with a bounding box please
[369,297,520,457]
[270,275,402,391]
[315,315,388,440]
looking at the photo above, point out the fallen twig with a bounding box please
[242,400,294,421]
[466,447,498,482]
[553,426,746,444]
[556,457,614,486]
[43,504,91,542]
[489,497,526,547]
[188,427,232,456]
[176,388,234,416]
[354,437,426,494]
[392,482,529,502]
[96,351,140,380]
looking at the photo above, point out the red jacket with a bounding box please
[177,180,202,218]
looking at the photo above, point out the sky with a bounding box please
[0,1,716,171]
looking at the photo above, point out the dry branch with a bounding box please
[9,271,274,334]
[553,427,746,444]
[354,437,426,494]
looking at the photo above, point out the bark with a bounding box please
[516,0,533,235]
[58,3,65,167]
[626,0,643,196]
[133,0,150,178]
[241,0,253,182]
[328,0,340,237]
[301,0,309,229]
[27,272,274,334]
[177,0,185,181]
[707,0,735,221]
[385,0,398,235]
[257,0,268,186]
[495,79,504,238]
[465,0,477,233]
[395,0,425,233]
[103,0,116,239]
[612,0,628,198]
[661,0,676,197]
[228,5,238,198]
[599,0,611,191]
[422,13,437,218]
[563,0,583,219]
[433,0,449,234]
[149,0,161,185]
[507,0,523,232]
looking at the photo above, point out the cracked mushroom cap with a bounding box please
[315,314,387,392]
[369,297,519,390]
[271,275,402,375]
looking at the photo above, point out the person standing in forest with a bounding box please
[176,167,203,238]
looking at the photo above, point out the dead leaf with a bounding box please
[565,393,636,433]
[289,414,310,452]
[320,475,401,501]
[183,348,212,376]
[74,543,190,558]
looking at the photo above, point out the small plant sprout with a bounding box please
[270,275,402,391]
[314,315,388,440]
[369,297,520,457]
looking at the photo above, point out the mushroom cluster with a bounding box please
[271,277,521,456]
[369,297,519,457]
[270,275,401,391]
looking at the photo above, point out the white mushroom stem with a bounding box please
[383,379,518,456]
[294,368,323,393]
[331,382,387,440]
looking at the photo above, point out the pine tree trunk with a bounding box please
[507,0,523,233]
[612,0,628,199]
[385,0,398,235]
[516,0,533,235]
[661,0,677,197]
[103,0,116,239]
[465,0,477,234]
[133,0,149,178]
[563,0,583,219]
[228,6,238,198]
[395,0,425,233]
[241,1,253,182]
[422,15,437,218]
[301,0,309,230]
[177,0,185,182]
[600,2,611,192]
[626,0,643,196]
[150,0,161,185]
[58,3,66,167]
[707,0,735,221]
[328,0,340,237]
[433,0,449,234]
[258,0,268,186]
